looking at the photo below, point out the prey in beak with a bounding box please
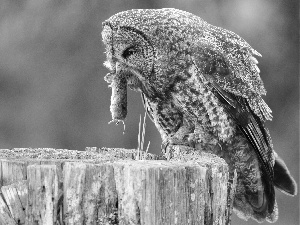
[104,61,144,125]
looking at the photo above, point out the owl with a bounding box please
[102,8,297,223]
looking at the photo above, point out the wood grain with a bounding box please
[0,148,236,225]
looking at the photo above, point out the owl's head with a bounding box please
[102,23,155,94]
[102,8,206,98]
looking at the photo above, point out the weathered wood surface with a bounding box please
[1,180,27,224]
[0,148,236,225]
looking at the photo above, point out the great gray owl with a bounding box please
[101,8,297,223]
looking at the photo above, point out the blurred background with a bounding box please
[0,0,298,224]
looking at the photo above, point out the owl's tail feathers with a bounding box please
[234,185,278,223]
[246,179,277,223]
[243,153,297,223]
[273,153,297,196]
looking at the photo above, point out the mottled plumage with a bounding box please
[102,8,297,223]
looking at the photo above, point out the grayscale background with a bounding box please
[0,0,298,224]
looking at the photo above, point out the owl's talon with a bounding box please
[162,143,195,160]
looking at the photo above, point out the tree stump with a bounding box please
[0,148,236,225]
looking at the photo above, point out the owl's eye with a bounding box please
[122,46,136,59]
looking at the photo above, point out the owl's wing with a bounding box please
[191,36,275,213]
[195,24,273,122]
[207,78,274,178]
[208,78,276,213]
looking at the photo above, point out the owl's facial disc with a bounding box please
[102,25,154,92]
[102,24,156,122]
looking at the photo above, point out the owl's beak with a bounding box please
[111,62,142,92]
[103,62,122,84]
[115,62,132,79]
[115,62,123,75]
[107,60,155,95]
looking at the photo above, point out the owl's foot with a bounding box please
[162,143,196,160]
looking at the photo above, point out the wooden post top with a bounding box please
[0,147,236,225]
